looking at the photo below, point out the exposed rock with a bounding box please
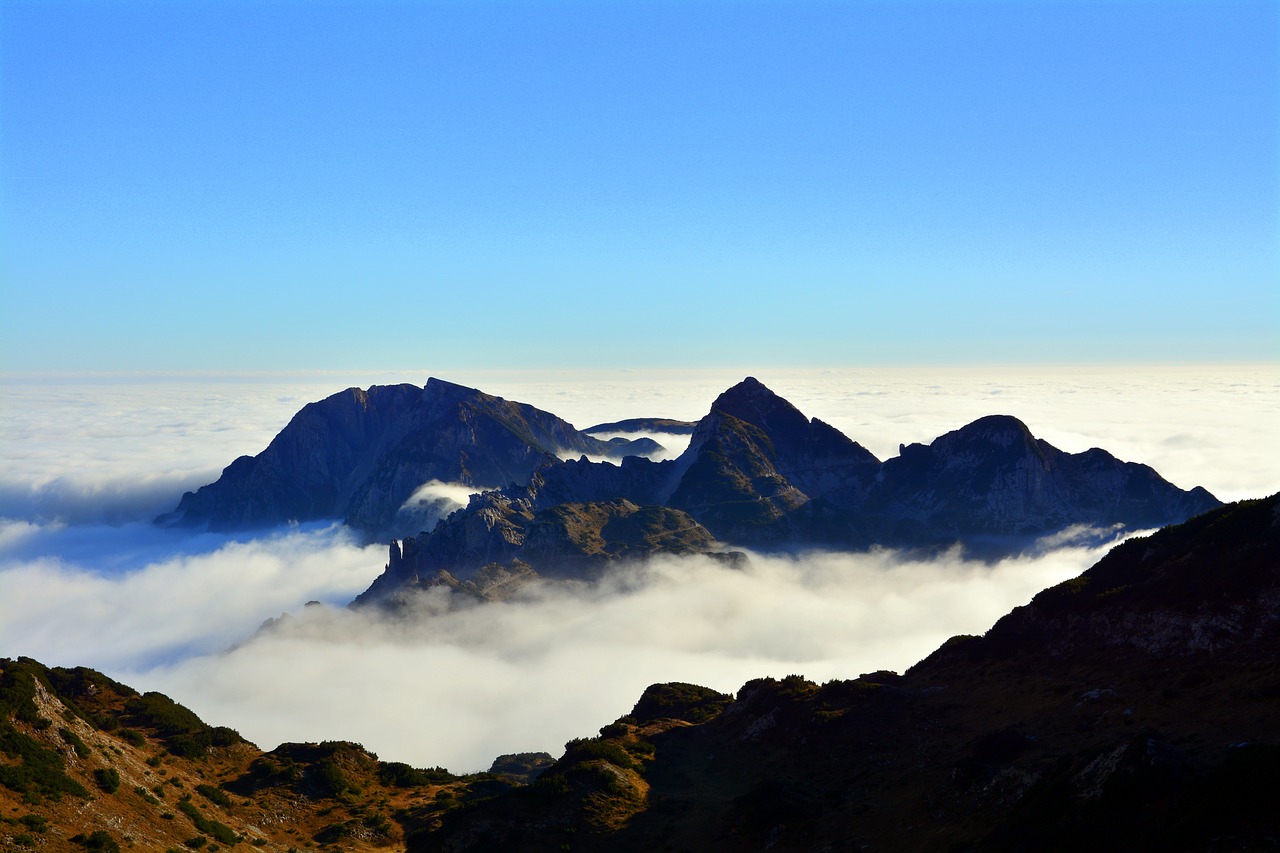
[488,752,556,784]
[354,497,729,607]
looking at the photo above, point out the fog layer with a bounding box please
[127,542,1108,771]
[1,366,1274,771]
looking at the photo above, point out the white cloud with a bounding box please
[582,431,693,463]
[0,365,1275,775]
[0,523,384,670]
[396,480,495,533]
[122,541,1106,773]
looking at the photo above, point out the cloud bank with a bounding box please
[124,542,1106,773]
[1,365,1275,773]
[0,523,382,670]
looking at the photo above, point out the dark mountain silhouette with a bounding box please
[859,413,1222,548]
[156,378,659,539]
[583,417,697,436]
[363,377,1219,600]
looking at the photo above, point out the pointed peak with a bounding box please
[706,377,812,442]
[712,377,794,415]
[423,377,491,405]
[425,376,479,394]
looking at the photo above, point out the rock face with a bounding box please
[353,496,726,607]
[157,378,661,539]
[665,377,881,542]
[415,495,1280,852]
[356,376,1221,604]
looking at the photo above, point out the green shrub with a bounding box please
[559,738,638,771]
[629,682,733,724]
[377,761,455,787]
[94,767,120,794]
[124,693,240,759]
[72,830,121,852]
[19,814,48,832]
[0,724,90,799]
[118,728,146,747]
[312,758,351,798]
[177,799,238,844]
[195,783,231,808]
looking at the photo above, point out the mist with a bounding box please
[124,542,1110,772]
[0,522,382,670]
[1,366,1275,772]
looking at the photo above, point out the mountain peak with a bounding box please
[710,377,809,434]
[935,414,1038,453]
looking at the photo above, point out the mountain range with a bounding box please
[6,493,1277,850]
[160,377,1220,606]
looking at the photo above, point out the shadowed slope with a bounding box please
[419,495,1280,852]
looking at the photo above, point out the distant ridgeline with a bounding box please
[160,376,1220,600]
[12,494,1280,850]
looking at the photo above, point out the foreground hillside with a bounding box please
[421,493,1280,851]
[5,494,1276,851]
[0,660,548,851]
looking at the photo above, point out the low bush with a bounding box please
[195,783,231,808]
[93,767,120,794]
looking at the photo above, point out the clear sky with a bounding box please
[1,0,1275,372]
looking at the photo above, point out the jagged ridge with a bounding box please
[365,377,1220,599]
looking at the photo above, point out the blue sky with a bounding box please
[1,0,1275,372]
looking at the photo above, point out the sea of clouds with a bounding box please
[1,365,1276,770]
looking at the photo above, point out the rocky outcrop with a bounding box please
[353,496,729,607]
[156,378,662,539]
